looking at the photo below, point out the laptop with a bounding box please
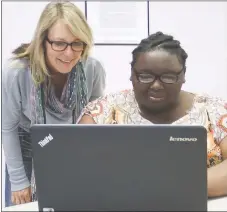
[31,124,207,211]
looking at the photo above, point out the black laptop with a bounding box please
[31,124,207,211]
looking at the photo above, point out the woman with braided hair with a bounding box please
[2,1,106,206]
[78,31,227,198]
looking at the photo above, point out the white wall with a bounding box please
[2,2,227,96]
[149,2,227,98]
[2,1,227,207]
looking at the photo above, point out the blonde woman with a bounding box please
[2,1,106,206]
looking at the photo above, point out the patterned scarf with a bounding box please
[30,61,88,125]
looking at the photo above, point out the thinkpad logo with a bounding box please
[38,134,53,147]
[169,136,197,142]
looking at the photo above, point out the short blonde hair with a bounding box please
[13,1,93,85]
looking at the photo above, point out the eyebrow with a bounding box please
[54,37,82,43]
[134,68,183,74]
[134,68,152,73]
[54,37,67,41]
[50,37,82,43]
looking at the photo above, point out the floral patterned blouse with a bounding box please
[79,89,227,168]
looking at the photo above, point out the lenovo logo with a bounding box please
[169,136,197,142]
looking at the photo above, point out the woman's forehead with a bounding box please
[134,50,182,72]
[48,20,79,42]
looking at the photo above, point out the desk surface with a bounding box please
[2,197,227,211]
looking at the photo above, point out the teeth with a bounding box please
[61,60,70,63]
[149,96,164,101]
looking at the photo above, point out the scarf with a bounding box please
[31,61,88,125]
[30,61,88,200]
[31,61,88,201]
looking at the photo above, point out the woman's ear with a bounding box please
[182,68,186,83]
[129,69,133,81]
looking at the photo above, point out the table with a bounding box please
[208,196,227,211]
[3,197,227,211]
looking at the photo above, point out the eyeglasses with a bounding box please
[46,37,85,52]
[134,69,184,84]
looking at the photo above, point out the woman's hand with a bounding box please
[11,186,32,205]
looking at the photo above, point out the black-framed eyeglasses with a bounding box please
[46,37,86,52]
[134,68,184,84]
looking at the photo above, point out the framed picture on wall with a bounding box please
[87,1,148,44]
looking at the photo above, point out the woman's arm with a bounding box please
[78,114,97,124]
[2,63,30,192]
[77,92,117,125]
[208,137,227,197]
[2,131,30,191]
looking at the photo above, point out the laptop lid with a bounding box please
[31,124,207,211]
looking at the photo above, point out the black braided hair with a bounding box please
[131,31,188,71]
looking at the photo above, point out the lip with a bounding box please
[148,92,165,102]
[57,59,74,68]
[58,59,73,64]
[149,96,165,102]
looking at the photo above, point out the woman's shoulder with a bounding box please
[82,56,105,76]
[2,58,32,94]
[82,56,103,67]
[193,92,227,135]
[193,92,226,108]
[88,88,135,106]
[2,57,30,81]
